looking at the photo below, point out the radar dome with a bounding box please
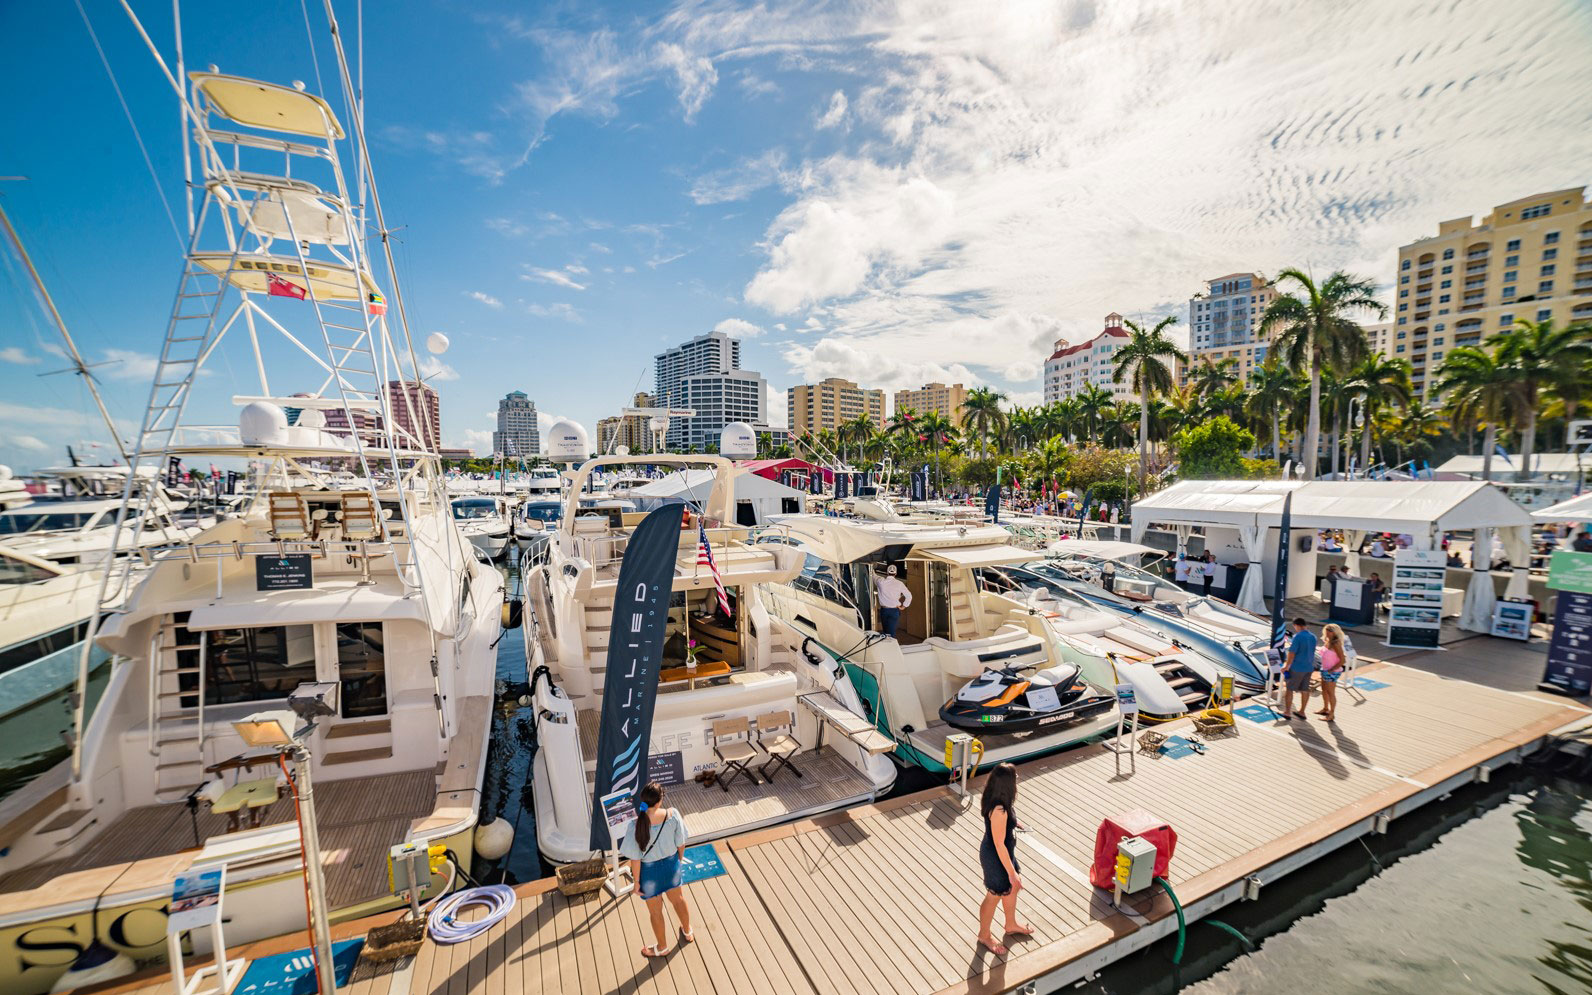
[720,421,756,458]
[295,408,327,430]
[239,402,288,446]
[546,419,589,461]
[426,332,450,355]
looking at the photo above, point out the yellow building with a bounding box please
[1363,321,1393,361]
[596,392,660,453]
[892,381,967,425]
[1186,273,1280,384]
[787,378,885,435]
[1394,187,1592,400]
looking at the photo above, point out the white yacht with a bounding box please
[0,467,198,566]
[0,69,506,995]
[0,466,30,512]
[758,515,1122,773]
[526,455,896,865]
[452,494,512,559]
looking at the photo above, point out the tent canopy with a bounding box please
[631,467,807,503]
[1435,453,1587,476]
[1132,479,1533,538]
[1534,492,1592,523]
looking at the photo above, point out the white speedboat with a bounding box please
[0,467,200,566]
[452,494,512,559]
[526,454,896,864]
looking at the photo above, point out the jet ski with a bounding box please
[939,661,1115,734]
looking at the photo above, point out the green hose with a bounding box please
[1153,876,1254,966]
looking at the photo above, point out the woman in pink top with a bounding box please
[1317,623,1346,721]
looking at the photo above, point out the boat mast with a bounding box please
[0,201,131,464]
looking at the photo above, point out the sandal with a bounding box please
[641,945,670,958]
[680,928,695,944]
[700,771,717,788]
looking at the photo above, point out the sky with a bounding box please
[1,0,1590,470]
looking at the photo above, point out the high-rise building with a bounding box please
[597,392,660,453]
[1363,322,1394,361]
[892,382,967,426]
[1043,314,1136,403]
[1187,273,1279,384]
[1394,187,1592,401]
[653,331,768,451]
[492,391,540,457]
[787,378,885,435]
[385,380,439,451]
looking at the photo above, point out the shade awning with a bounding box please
[1534,492,1592,522]
[915,544,1034,569]
[192,73,345,138]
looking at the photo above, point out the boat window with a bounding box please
[336,621,386,717]
[452,499,499,520]
[793,554,847,604]
[193,624,318,706]
[0,556,56,584]
[520,502,562,523]
[0,511,98,535]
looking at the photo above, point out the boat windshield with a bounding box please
[520,502,562,523]
[0,510,101,535]
[452,499,499,521]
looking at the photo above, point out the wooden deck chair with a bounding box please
[339,493,382,541]
[267,492,314,540]
[754,710,803,781]
[710,716,760,792]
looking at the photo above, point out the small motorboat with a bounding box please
[939,660,1115,734]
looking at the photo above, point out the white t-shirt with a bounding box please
[1202,560,1216,578]
[1370,540,1388,557]
[877,575,913,610]
[1174,559,1191,582]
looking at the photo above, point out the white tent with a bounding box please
[1533,492,1592,522]
[631,468,807,526]
[1436,453,1587,476]
[1132,479,1534,628]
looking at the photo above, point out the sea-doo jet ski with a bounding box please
[939,660,1115,733]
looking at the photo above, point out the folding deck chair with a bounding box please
[754,710,803,782]
[710,716,760,791]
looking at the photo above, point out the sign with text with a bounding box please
[168,864,224,933]
[1114,683,1138,717]
[255,554,313,591]
[645,750,685,787]
[1541,590,1592,697]
[599,789,637,837]
[1547,550,1592,596]
[1387,549,1444,648]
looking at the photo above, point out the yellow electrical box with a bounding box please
[1114,853,1132,888]
[388,840,448,896]
[1219,675,1235,701]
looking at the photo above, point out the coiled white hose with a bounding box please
[426,885,518,944]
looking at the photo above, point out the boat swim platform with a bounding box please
[75,661,1589,995]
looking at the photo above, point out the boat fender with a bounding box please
[474,818,514,861]
[48,941,136,993]
[501,598,524,630]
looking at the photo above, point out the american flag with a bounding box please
[697,522,731,617]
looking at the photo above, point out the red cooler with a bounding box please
[1089,809,1177,889]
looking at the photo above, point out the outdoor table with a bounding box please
[659,660,731,688]
[211,777,280,831]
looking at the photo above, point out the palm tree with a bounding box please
[1346,355,1412,472]
[887,406,919,445]
[1006,407,1043,451]
[1319,369,1354,477]
[1112,315,1185,489]
[960,387,1007,462]
[1258,268,1385,480]
[1490,318,1592,478]
[1395,402,1446,466]
[1102,401,1139,449]
[1074,383,1112,445]
[918,411,957,494]
[1244,359,1297,462]
[1189,356,1239,399]
[1031,436,1070,499]
[1047,398,1082,443]
[1162,383,1202,438]
[840,414,876,465]
[1436,345,1513,480]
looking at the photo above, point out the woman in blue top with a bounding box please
[620,781,695,957]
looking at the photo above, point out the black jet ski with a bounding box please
[939,661,1115,734]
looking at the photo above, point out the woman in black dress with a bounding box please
[976,763,1032,955]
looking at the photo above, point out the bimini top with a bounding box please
[1131,479,1533,540]
[1048,539,1162,562]
[191,72,345,139]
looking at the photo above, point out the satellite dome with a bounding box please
[720,421,756,458]
[239,402,289,446]
[546,419,588,461]
[426,332,450,355]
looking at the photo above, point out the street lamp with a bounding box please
[231,682,340,995]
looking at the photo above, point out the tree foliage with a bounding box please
[1173,415,1256,479]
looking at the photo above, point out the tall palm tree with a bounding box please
[1162,383,1202,438]
[1006,406,1043,451]
[1346,355,1412,472]
[1244,359,1298,462]
[1189,356,1239,399]
[960,387,1007,462]
[1258,268,1385,480]
[1048,398,1083,443]
[1436,345,1512,480]
[1031,436,1069,497]
[1490,318,1592,478]
[1102,401,1139,449]
[1112,315,1185,489]
[1319,369,1354,477]
[917,411,957,494]
[1074,383,1113,445]
[887,406,919,445]
[1395,402,1447,466]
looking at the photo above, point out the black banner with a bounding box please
[779,470,792,487]
[835,472,850,499]
[587,506,680,850]
[909,468,927,502]
[1541,591,1592,696]
[1270,492,1292,643]
[809,470,822,494]
[984,484,1000,522]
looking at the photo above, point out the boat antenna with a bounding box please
[0,199,132,463]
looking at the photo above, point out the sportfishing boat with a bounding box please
[525,455,897,864]
[0,67,507,994]
[758,516,1120,772]
[1042,540,1271,691]
[452,493,512,559]
[0,466,199,566]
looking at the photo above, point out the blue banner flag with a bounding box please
[587,507,682,850]
[1270,491,1293,648]
[984,484,1000,523]
[909,468,927,502]
[809,470,822,494]
[835,472,850,499]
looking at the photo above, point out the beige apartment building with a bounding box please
[787,378,885,435]
[892,382,967,425]
[1186,272,1280,384]
[1393,187,1592,400]
[596,392,660,453]
[1362,322,1393,362]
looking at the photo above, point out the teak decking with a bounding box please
[87,661,1587,995]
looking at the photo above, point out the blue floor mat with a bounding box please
[681,844,726,885]
[1234,703,1281,723]
[235,939,363,995]
[1157,735,1203,759]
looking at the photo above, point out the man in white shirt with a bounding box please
[1201,554,1216,596]
[876,565,912,638]
[1173,554,1192,587]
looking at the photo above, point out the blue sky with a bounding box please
[2,0,1590,470]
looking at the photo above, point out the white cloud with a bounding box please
[656,43,718,121]
[690,149,787,205]
[762,382,787,428]
[781,337,979,394]
[449,428,495,454]
[419,356,460,382]
[713,317,764,339]
[565,263,590,275]
[0,346,40,365]
[11,435,50,452]
[815,89,848,129]
[0,400,99,428]
[527,302,583,323]
[522,267,588,291]
[99,348,162,381]
[465,290,503,309]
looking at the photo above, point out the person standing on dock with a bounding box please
[1282,618,1318,720]
[876,564,912,638]
[621,782,695,958]
[1317,624,1347,721]
[976,763,1032,956]
[1200,552,1216,596]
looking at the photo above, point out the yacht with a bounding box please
[0,467,198,566]
[0,69,507,995]
[0,466,30,512]
[525,455,896,865]
[452,494,512,559]
[757,515,1122,773]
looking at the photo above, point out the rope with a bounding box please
[426,885,517,944]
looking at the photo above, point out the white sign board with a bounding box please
[1333,577,1365,610]
[1114,683,1138,717]
[1026,685,1061,713]
[1387,548,1445,649]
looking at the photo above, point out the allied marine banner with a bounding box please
[587,506,680,851]
[1270,491,1292,647]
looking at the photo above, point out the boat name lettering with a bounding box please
[8,905,168,974]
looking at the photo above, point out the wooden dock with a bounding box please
[89,660,1587,995]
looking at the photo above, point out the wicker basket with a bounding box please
[362,917,425,962]
[556,858,608,897]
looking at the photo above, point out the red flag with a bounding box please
[267,272,307,300]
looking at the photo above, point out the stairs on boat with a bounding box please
[321,717,395,768]
[1151,657,1213,712]
[582,594,613,692]
[150,619,207,801]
